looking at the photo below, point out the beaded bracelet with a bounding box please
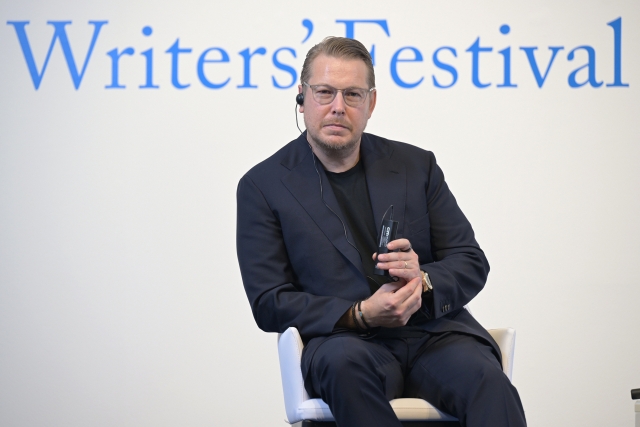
[350,301,365,332]
[357,300,371,330]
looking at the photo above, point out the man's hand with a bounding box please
[375,238,421,284]
[360,277,422,328]
[360,239,423,328]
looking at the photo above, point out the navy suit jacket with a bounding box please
[236,132,499,373]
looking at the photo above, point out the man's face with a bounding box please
[300,54,376,155]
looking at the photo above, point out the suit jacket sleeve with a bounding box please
[236,174,353,339]
[416,151,490,320]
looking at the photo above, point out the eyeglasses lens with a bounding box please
[311,85,367,107]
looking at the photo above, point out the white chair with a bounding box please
[632,389,640,427]
[277,326,516,426]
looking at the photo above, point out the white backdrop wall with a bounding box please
[1,1,639,426]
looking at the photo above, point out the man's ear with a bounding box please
[367,89,377,119]
[297,84,304,113]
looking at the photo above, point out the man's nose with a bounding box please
[330,90,347,114]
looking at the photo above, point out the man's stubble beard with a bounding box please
[305,122,362,162]
[311,134,360,160]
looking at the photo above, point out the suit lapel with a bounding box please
[281,137,365,276]
[361,134,407,238]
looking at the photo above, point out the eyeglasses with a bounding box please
[303,82,375,107]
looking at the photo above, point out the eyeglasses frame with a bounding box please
[302,82,376,107]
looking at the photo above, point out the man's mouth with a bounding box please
[324,123,348,130]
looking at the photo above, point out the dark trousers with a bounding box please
[304,331,526,427]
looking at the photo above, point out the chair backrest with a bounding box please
[277,327,309,423]
[487,328,516,380]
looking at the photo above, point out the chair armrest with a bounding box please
[277,327,309,424]
[487,328,516,381]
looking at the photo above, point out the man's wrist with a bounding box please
[357,300,371,330]
[357,299,375,329]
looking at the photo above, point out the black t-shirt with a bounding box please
[326,159,430,334]
[325,160,386,294]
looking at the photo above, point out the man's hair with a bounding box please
[300,36,375,89]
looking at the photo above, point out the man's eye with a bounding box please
[345,91,363,99]
[316,89,334,96]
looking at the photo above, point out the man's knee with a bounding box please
[443,343,509,398]
[407,335,506,400]
[465,362,526,426]
[408,336,525,424]
[472,360,514,395]
[312,335,379,379]
[308,335,403,400]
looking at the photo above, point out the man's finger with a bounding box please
[377,250,418,264]
[386,238,412,252]
[409,277,423,312]
[378,281,405,294]
[390,277,420,302]
[388,269,419,282]
[399,277,423,308]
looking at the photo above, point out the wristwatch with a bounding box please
[421,270,433,293]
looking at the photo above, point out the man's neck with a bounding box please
[309,139,361,173]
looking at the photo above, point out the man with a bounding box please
[236,36,526,427]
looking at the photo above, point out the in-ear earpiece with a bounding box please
[296,93,304,106]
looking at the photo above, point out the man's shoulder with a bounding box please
[240,133,309,184]
[362,132,435,162]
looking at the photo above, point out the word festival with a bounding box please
[6,18,630,91]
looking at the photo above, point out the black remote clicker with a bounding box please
[373,218,399,277]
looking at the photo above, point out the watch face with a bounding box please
[421,271,432,292]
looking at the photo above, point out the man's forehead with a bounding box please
[307,54,369,86]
